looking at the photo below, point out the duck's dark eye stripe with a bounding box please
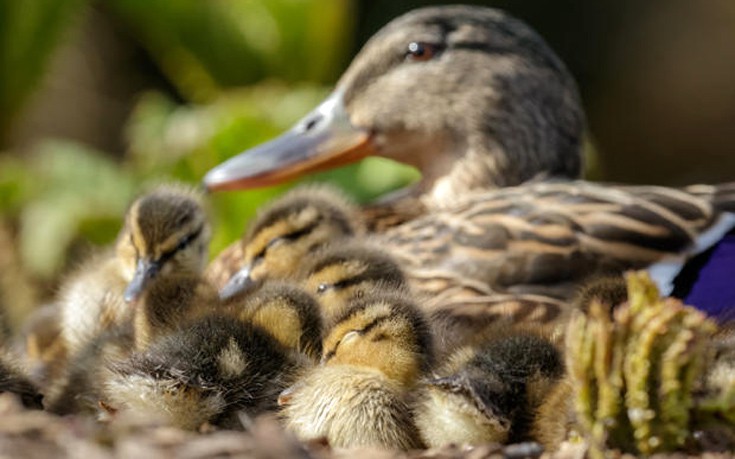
[359,315,389,336]
[158,224,204,264]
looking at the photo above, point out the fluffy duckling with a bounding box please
[298,241,408,325]
[0,352,43,409]
[414,328,570,451]
[44,325,133,415]
[572,274,628,315]
[279,292,432,450]
[14,303,67,389]
[103,284,321,429]
[133,274,219,351]
[58,184,210,356]
[228,282,323,362]
[103,315,300,430]
[214,185,361,300]
[46,272,221,414]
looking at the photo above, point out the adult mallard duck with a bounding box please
[204,6,735,328]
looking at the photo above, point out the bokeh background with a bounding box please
[1,0,734,328]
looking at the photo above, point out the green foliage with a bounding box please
[566,272,719,456]
[107,0,355,101]
[0,0,419,304]
[125,83,418,257]
[0,0,88,138]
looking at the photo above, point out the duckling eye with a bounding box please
[405,42,440,62]
[316,283,330,294]
[341,330,360,345]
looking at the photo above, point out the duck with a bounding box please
[14,303,67,389]
[278,292,432,450]
[414,327,570,451]
[297,240,408,325]
[226,281,323,362]
[45,271,221,414]
[571,274,628,315]
[0,335,43,409]
[44,324,133,415]
[202,5,735,325]
[102,283,322,430]
[58,184,211,357]
[211,185,362,300]
[132,273,220,351]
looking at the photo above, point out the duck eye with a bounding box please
[316,283,330,294]
[405,42,439,62]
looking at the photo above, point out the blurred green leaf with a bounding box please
[0,0,88,139]
[107,0,355,102]
[17,141,138,278]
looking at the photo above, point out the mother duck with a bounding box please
[204,5,735,338]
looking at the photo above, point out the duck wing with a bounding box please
[379,180,735,303]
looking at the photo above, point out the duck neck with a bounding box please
[415,134,525,209]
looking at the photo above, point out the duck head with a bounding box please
[204,6,584,206]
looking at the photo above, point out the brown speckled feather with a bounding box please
[378,180,731,303]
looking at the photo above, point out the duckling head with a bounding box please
[219,186,360,300]
[573,274,628,315]
[230,282,323,362]
[299,242,408,324]
[205,6,583,205]
[322,293,432,387]
[116,185,210,302]
[417,330,568,449]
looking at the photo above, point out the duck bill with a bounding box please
[219,265,256,301]
[123,258,160,303]
[204,90,375,191]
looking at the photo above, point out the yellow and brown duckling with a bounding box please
[0,330,43,409]
[227,282,323,362]
[279,292,432,450]
[133,273,220,351]
[46,271,221,415]
[212,185,362,300]
[44,324,133,415]
[298,241,408,325]
[58,184,210,357]
[103,283,322,430]
[415,327,570,451]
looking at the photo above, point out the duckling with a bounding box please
[213,185,361,300]
[44,324,133,415]
[103,280,321,429]
[45,271,221,414]
[133,274,219,351]
[102,314,300,430]
[58,184,210,357]
[572,274,628,315]
[228,282,323,362]
[279,292,432,450]
[14,303,67,389]
[0,354,43,409]
[298,241,408,325]
[415,328,570,451]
